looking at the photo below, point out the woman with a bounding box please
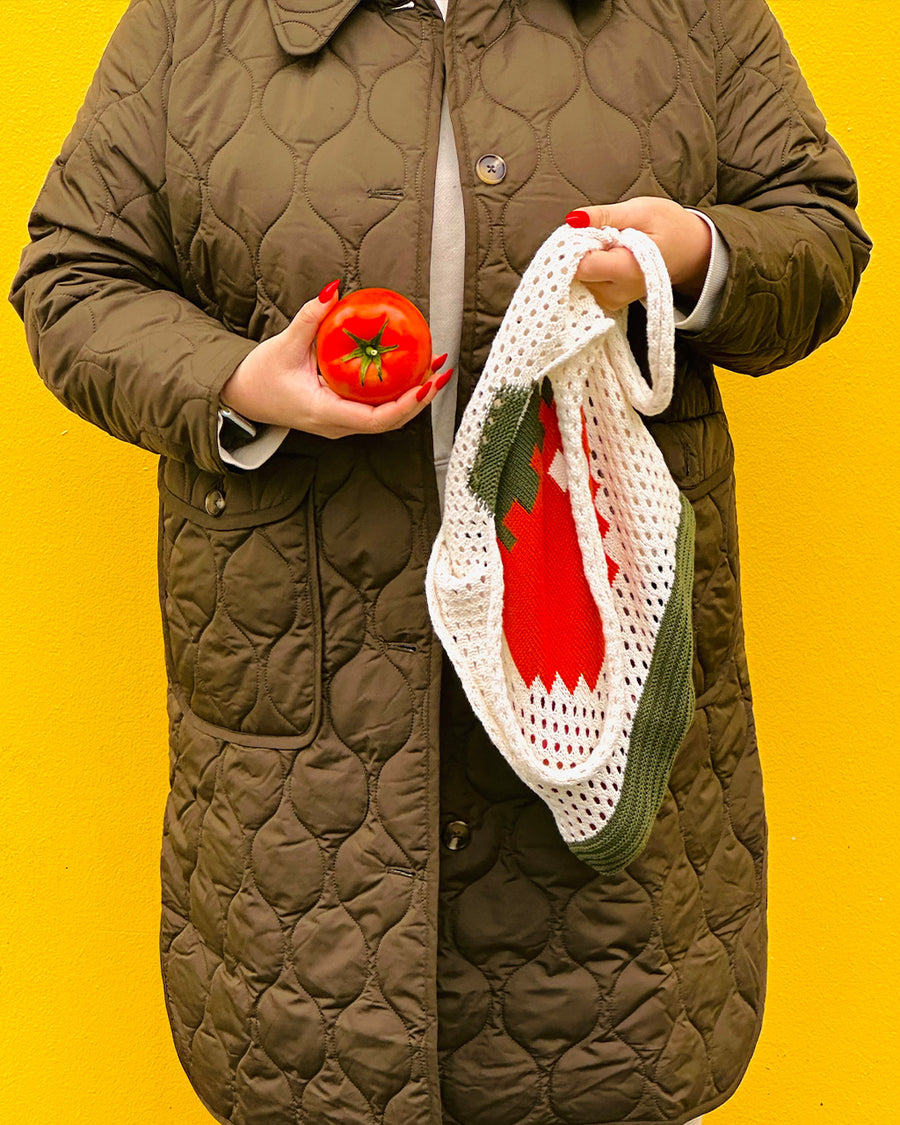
[9,2,869,1123]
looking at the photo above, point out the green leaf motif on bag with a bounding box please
[469,381,556,549]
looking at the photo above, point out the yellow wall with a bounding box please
[1,2,896,1121]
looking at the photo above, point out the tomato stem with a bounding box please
[338,319,400,384]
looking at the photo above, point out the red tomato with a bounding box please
[315,287,432,405]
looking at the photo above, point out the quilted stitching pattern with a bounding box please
[162,430,443,1124]
[10,1,867,1123]
[165,0,442,330]
[160,457,323,742]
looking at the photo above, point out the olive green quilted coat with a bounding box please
[10,2,869,1123]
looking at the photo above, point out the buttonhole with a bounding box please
[368,188,404,200]
[386,866,416,879]
[387,642,418,653]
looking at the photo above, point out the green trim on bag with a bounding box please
[568,492,696,875]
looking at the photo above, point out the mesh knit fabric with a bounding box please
[426,225,695,874]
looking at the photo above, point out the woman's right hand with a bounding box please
[220,281,452,439]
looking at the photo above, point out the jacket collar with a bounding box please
[265,0,365,56]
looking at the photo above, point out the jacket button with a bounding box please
[204,489,226,516]
[441,820,471,851]
[475,154,507,184]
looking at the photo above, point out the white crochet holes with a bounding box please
[428,225,683,850]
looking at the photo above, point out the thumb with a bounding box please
[283,280,341,354]
[566,201,639,232]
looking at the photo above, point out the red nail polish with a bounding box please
[565,210,591,228]
[431,353,449,373]
[434,369,453,391]
[416,382,433,402]
[318,278,340,302]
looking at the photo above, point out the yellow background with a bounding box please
[1,2,896,1121]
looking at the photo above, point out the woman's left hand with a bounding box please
[566,197,712,312]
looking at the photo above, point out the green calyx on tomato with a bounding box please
[336,318,399,385]
[316,287,433,406]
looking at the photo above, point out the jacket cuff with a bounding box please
[200,336,262,471]
[673,212,730,332]
[218,411,290,469]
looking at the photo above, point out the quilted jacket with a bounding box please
[10,1,870,1123]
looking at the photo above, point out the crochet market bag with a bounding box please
[426,224,696,874]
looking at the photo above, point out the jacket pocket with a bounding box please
[158,455,322,748]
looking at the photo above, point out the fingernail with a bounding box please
[416,381,433,402]
[318,278,340,303]
[431,353,448,372]
[565,210,590,228]
[434,369,453,391]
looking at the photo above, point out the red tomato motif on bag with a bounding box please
[315,288,432,405]
[499,396,619,696]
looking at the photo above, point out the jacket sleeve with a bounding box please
[7,0,257,472]
[685,0,872,375]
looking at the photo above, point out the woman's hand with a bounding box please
[566,198,712,312]
[220,281,452,438]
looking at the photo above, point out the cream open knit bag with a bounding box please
[426,224,696,874]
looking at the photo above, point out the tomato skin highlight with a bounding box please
[315,288,433,405]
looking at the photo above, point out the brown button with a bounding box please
[475,154,507,185]
[441,820,471,851]
[204,488,226,517]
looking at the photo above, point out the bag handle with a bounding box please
[588,226,676,417]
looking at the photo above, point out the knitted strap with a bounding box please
[601,226,675,415]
